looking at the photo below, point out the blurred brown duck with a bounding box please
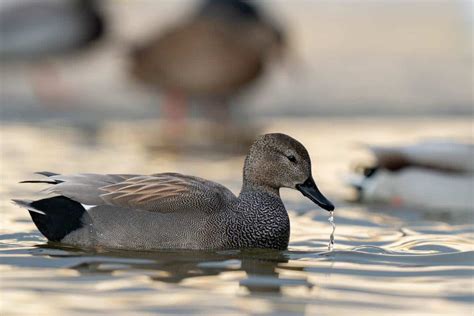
[130,0,284,142]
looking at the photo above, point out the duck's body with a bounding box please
[132,18,265,99]
[0,0,104,60]
[131,0,281,99]
[0,0,105,103]
[14,134,333,250]
[59,189,288,250]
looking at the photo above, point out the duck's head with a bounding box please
[243,133,335,212]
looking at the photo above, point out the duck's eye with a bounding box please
[287,155,297,163]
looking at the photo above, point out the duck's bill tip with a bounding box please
[296,177,335,212]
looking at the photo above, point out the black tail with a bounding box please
[13,196,86,242]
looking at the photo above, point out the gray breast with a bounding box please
[222,191,290,250]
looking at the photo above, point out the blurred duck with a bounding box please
[347,141,474,212]
[130,0,284,143]
[0,0,104,59]
[0,0,105,102]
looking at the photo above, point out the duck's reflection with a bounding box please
[42,245,312,295]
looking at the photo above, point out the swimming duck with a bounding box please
[13,133,334,250]
[130,0,284,140]
[348,140,474,211]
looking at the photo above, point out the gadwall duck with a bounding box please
[130,0,284,139]
[13,133,334,250]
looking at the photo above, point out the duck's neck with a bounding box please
[241,154,280,198]
[240,181,280,198]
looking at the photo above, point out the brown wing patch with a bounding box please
[99,174,203,212]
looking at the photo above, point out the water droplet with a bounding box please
[328,211,335,251]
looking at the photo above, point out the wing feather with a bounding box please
[23,172,236,214]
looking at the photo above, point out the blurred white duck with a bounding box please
[348,141,474,212]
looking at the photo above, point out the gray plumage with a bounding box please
[13,133,334,250]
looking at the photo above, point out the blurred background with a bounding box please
[1,0,472,119]
[0,1,473,315]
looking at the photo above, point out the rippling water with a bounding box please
[1,118,472,315]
